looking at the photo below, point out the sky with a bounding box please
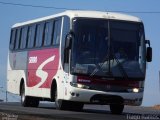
[0,0,160,106]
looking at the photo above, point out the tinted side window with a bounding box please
[35,23,44,48]
[53,18,62,45]
[27,25,36,48]
[44,21,54,46]
[15,28,22,50]
[10,29,16,50]
[20,26,28,49]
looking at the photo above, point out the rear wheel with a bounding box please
[110,104,124,114]
[20,84,39,107]
[21,84,29,107]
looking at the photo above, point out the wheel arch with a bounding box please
[19,78,25,95]
[50,79,57,101]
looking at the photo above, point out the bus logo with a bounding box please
[29,56,37,64]
[34,55,55,88]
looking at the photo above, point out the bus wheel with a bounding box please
[54,85,83,111]
[21,84,39,107]
[68,102,84,111]
[54,86,68,110]
[110,104,124,114]
[55,99,68,110]
[20,84,30,107]
[55,100,83,111]
[29,97,39,107]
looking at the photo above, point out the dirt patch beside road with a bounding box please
[152,105,160,110]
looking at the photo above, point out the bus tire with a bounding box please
[54,85,68,110]
[29,97,39,107]
[54,83,83,111]
[55,99,68,110]
[68,102,84,111]
[20,84,30,107]
[21,84,39,107]
[110,104,124,114]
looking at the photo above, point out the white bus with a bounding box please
[7,10,152,114]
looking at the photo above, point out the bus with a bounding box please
[7,10,152,114]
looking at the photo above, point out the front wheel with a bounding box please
[110,104,124,114]
[54,86,83,111]
[55,99,84,111]
[69,102,84,111]
[54,85,66,110]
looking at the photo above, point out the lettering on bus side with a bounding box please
[29,56,37,64]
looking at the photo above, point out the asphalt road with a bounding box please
[0,102,160,120]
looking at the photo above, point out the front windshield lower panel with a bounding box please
[71,18,146,80]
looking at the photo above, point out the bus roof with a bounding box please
[12,10,142,28]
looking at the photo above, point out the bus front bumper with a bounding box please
[65,87,143,106]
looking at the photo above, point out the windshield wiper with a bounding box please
[113,53,128,81]
[90,53,112,77]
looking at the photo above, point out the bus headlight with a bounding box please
[70,82,90,89]
[133,88,139,93]
[127,88,143,93]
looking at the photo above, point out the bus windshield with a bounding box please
[71,18,146,80]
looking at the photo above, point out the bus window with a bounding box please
[20,26,28,49]
[35,23,45,48]
[15,28,22,50]
[53,18,62,45]
[10,29,16,50]
[27,25,36,48]
[44,21,54,46]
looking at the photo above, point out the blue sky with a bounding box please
[0,0,160,106]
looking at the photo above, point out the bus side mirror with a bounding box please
[146,47,152,62]
[65,33,72,50]
[145,40,152,62]
[64,33,73,64]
